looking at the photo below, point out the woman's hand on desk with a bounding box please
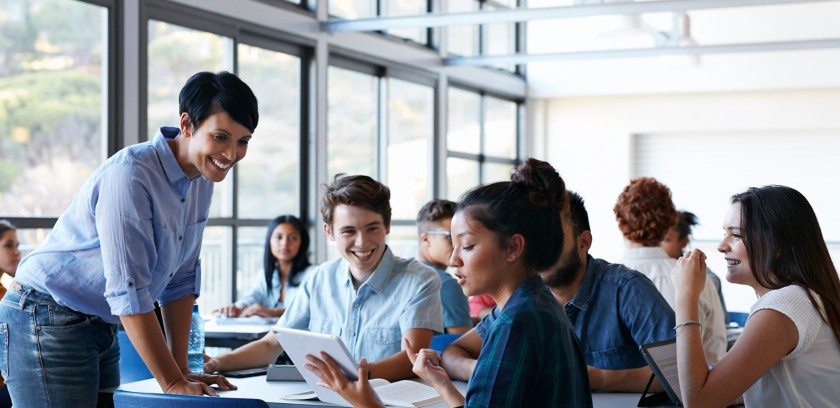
[214,304,243,317]
[162,372,235,397]
[183,371,238,391]
[239,304,283,318]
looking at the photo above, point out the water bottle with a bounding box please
[187,303,205,373]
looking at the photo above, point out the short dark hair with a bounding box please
[0,220,16,236]
[459,158,567,272]
[416,199,457,233]
[320,174,392,228]
[179,71,259,133]
[263,215,311,295]
[614,177,679,246]
[732,185,840,345]
[674,211,699,241]
[567,191,590,238]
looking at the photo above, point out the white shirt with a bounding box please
[621,247,728,364]
[744,285,840,408]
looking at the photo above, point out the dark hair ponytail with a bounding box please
[459,158,567,271]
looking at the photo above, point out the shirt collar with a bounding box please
[340,246,396,294]
[153,126,190,184]
[567,254,597,311]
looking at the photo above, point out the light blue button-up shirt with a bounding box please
[16,127,212,324]
[276,247,443,362]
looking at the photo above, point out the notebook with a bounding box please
[638,338,683,407]
[273,327,442,407]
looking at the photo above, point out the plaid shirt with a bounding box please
[466,276,593,407]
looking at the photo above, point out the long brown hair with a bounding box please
[733,185,840,344]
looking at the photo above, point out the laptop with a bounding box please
[638,338,683,407]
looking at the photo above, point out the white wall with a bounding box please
[531,88,840,312]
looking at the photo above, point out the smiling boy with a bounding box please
[206,175,443,380]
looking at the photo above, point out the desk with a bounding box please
[204,317,275,348]
[118,375,641,407]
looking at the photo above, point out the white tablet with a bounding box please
[273,327,359,406]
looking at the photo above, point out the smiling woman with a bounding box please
[0,71,259,408]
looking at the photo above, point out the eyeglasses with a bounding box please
[425,230,452,244]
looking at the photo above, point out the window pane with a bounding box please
[483,97,517,159]
[329,0,375,18]
[446,0,479,57]
[237,44,301,218]
[0,0,107,217]
[328,66,378,178]
[387,225,419,260]
[15,228,53,257]
[447,88,481,154]
[147,20,233,218]
[385,0,427,44]
[387,78,433,220]
[447,157,479,201]
[483,162,514,184]
[198,226,232,313]
[482,4,517,71]
[236,226,266,302]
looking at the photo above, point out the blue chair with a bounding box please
[429,334,460,353]
[728,311,749,328]
[118,330,154,384]
[113,390,269,408]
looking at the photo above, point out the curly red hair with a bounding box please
[614,177,679,246]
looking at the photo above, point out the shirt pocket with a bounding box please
[370,327,402,347]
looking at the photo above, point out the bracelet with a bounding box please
[674,320,702,331]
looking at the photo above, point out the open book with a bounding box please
[283,378,443,407]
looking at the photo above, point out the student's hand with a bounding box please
[405,339,451,389]
[203,357,220,374]
[671,249,708,303]
[239,304,271,317]
[214,304,242,317]
[184,371,238,391]
[304,353,384,408]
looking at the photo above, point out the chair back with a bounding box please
[113,390,269,408]
[117,330,154,384]
[429,333,461,353]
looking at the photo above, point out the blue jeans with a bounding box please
[0,281,120,408]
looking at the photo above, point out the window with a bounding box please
[327,66,379,178]
[446,87,520,201]
[0,0,108,223]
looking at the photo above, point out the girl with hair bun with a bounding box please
[304,158,592,408]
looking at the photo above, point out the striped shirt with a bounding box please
[467,276,593,407]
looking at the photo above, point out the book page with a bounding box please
[374,380,442,408]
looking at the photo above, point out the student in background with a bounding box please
[541,191,675,392]
[468,294,495,322]
[614,177,727,365]
[205,175,442,381]
[0,220,21,408]
[215,215,312,318]
[415,199,471,334]
[672,185,840,407]
[662,210,729,324]
[0,71,257,407]
[305,158,593,407]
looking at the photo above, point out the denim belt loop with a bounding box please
[9,280,31,309]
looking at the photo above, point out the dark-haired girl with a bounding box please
[215,215,312,318]
[672,185,840,407]
[0,71,258,407]
[305,158,592,407]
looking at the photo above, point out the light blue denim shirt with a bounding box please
[235,266,313,309]
[276,247,443,362]
[15,127,212,324]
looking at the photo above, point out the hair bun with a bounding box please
[511,158,566,210]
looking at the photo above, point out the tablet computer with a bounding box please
[273,327,358,406]
[219,366,268,378]
[638,338,683,407]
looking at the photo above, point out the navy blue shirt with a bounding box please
[564,255,676,370]
[470,276,592,407]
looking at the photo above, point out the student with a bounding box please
[614,177,727,365]
[0,71,258,407]
[0,220,21,408]
[306,159,592,407]
[468,293,495,321]
[204,174,443,381]
[541,191,675,392]
[415,199,471,334]
[661,210,729,323]
[671,185,840,407]
[215,215,312,318]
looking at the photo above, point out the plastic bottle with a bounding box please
[187,303,205,373]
